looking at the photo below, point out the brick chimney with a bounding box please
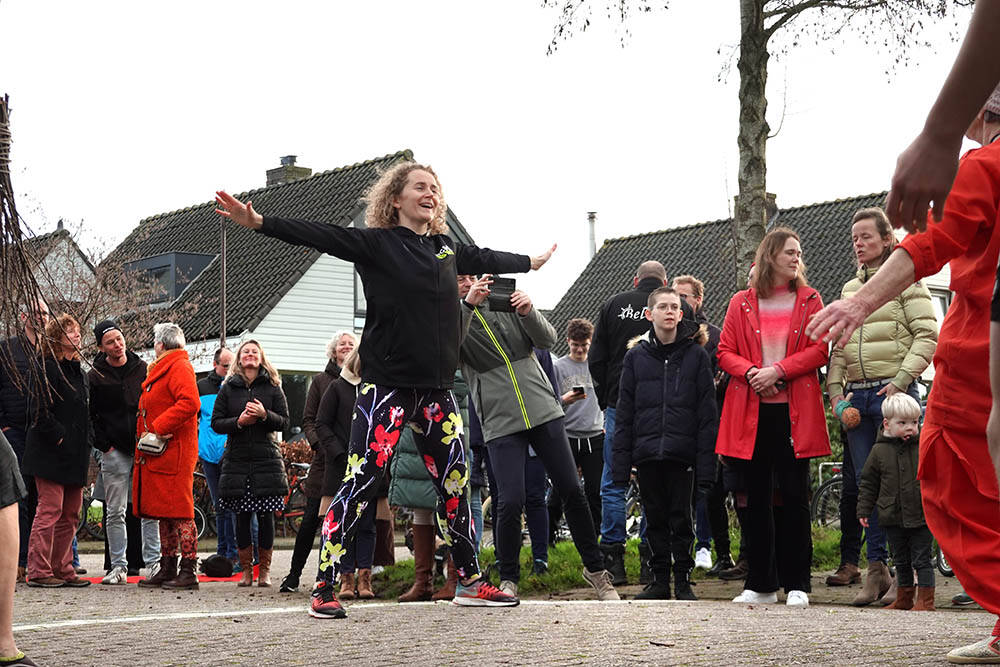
[266,155,312,187]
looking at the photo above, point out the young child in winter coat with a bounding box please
[613,287,718,600]
[857,392,935,610]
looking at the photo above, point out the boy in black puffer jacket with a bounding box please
[613,287,718,600]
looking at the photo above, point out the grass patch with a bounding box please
[373,523,847,597]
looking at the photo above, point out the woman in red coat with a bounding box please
[717,228,830,608]
[132,323,201,590]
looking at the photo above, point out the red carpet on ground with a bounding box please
[82,565,257,584]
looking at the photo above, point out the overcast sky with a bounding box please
[2,1,974,309]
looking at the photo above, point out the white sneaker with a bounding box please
[145,561,161,580]
[694,547,713,570]
[732,589,778,604]
[946,634,1000,663]
[786,590,809,607]
[101,565,128,585]
[499,579,518,598]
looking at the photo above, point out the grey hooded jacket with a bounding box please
[459,301,564,443]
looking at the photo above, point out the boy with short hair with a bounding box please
[857,392,935,610]
[612,287,717,600]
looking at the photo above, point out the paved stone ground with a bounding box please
[13,550,993,666]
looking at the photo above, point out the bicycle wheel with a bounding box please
[284,487,308,535]
[78,488,106,541]
[193,504,207,540]
[810,476,842,528]
[935,543,955,578]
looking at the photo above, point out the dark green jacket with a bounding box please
[857,432,925,528]
[388,371,471,509]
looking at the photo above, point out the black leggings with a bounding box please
[237,511,274,551]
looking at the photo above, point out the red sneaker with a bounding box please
[452,579,519,607]
[309,581,347,619]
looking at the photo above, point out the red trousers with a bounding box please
[920,424,1000,624]
[26,477,82,580]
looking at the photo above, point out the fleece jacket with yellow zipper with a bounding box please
[459,300,564,443]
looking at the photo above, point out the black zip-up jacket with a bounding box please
[89,350,147,456]
[589,276,665,410]
[314,375,358,496]
[23,357,94,487]
[0,335,38,433]
[611,318,717,489]
[212,370,290,499]
[260,216,531,389]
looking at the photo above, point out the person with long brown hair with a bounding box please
[716,228,830,608]
[22,314,92,588]
[213,340,289,588]
[215,161,554,618]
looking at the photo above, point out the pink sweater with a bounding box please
[758,285,795,403]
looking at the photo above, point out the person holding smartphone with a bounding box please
[549,318,604,537]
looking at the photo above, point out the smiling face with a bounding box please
[239,343,261,370]
[392,169,441,230]
[334,334,355,366]
[852,217,891,268]
[773,236,802,285]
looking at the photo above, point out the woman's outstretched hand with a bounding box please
[215,191,263,230]
[530,243,557,270]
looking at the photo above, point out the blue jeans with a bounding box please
[470,485,484,553]
[844,382,920,564]
[200,458,237,561]
[599,407,627,545]
[695,497,712,552]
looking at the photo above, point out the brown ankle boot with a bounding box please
[139,556,177,588]
[852,561,892,606]
[885,585,915,610]
[237,547,254,587]
[257,548,273,588]
[399,524,435,602]
[914,586,936,610]
[825,562,861,586]
[431,556,457,601]
[339,572,356,600]
[163,558,199,590]
[357,569,375,599]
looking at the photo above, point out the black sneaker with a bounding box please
[532,559,548,575]
[706,555,735,577]
[280,574,300,593]
[674,577,698,601]
[951,591,976,606]
[635,580,671,600]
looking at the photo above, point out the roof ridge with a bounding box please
[137,149,413,225]
[602,215,731,245]
[776,190,888,213]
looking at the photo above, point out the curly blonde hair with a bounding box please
[363,162,449,235]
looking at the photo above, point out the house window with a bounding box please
[929,288,952,326]
[354,270,367,330]
[125,252,215,305]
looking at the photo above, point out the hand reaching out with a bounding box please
[884,131,962,233]
[530,244,557,270]
[215,191,264,230]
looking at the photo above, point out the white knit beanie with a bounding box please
[986,82,1000,115]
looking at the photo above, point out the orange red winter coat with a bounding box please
[716,286,831,460]
[132,348,200,519]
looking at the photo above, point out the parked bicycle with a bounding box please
[77,482,105,541]
[275,461,310,536]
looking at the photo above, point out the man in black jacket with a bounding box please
[588,260,666,583]
[0,299,48,582]
[88,320,157,584]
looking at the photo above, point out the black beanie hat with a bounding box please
[94,320,122,345]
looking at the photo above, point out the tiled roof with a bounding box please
[105,149,473,342]
[545,192,887,355]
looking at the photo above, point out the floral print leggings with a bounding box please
[159,518,198,561]
[319,384,478,583]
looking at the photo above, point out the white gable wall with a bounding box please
[248,252,358,373]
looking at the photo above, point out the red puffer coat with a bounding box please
[716,286,831,461]
[132,348,200,519]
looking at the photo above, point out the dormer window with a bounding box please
[126,252,215,304]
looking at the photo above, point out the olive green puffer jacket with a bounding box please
[827,264,938,398]
[857,432,925,528]
[387,371,472,510]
